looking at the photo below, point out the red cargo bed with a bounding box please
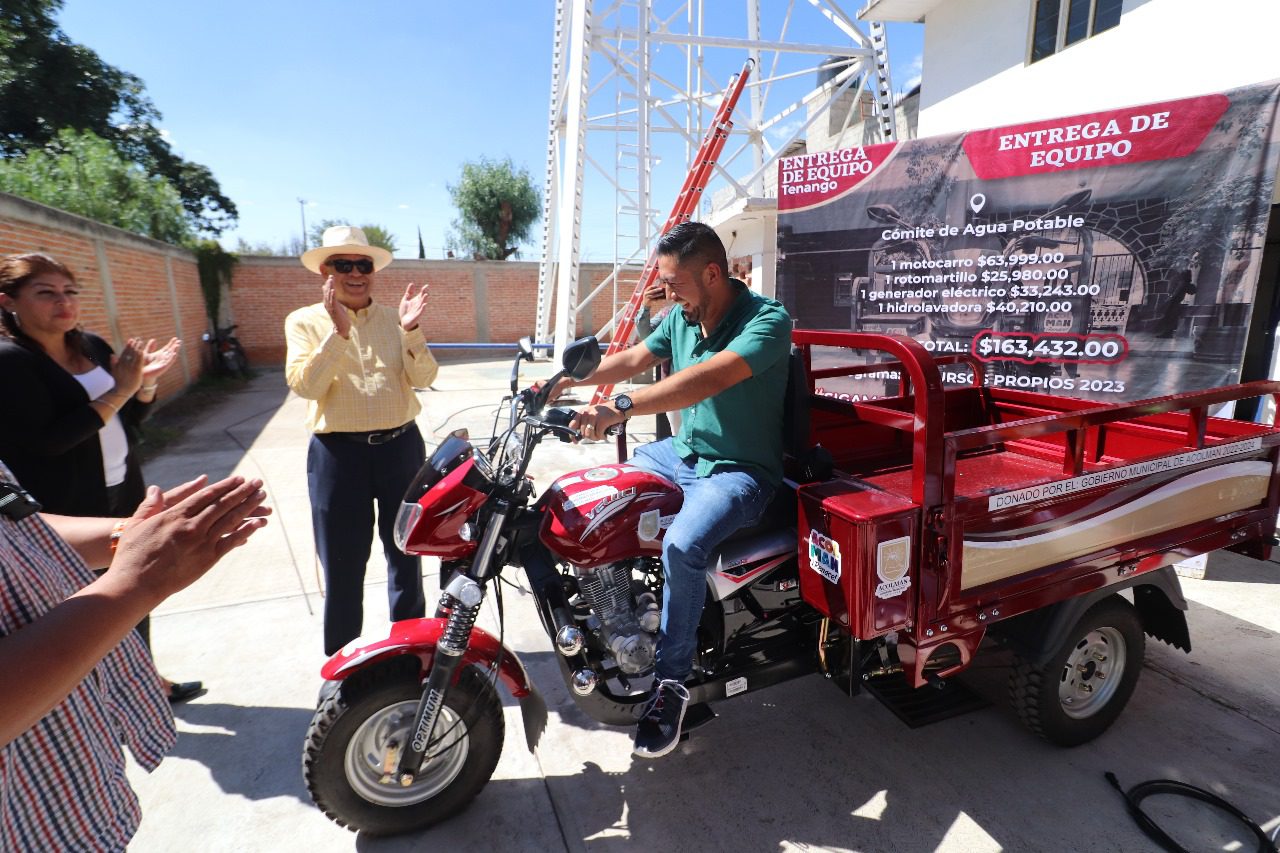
[788,330,1280,686]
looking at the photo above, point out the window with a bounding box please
[1029,0,1122,63]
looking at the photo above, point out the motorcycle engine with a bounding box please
[574,560,660,674]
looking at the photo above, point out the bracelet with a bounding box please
[141,384,158,394]
[108,519,128,553]
[98,396,120,413]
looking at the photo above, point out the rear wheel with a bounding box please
[225,346,250,378]
[303,664,504,836]
[1009,595,1144,746]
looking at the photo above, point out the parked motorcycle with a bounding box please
[202,325,250,378]
[302,336,820,835]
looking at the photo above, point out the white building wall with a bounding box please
[918,0,1280,137]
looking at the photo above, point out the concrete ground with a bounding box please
[125,357,1280,852]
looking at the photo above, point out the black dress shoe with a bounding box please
[167,681,205,704]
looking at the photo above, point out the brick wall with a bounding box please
[0,192,203,398]
[1,191,635,379]
[231,257,624,364]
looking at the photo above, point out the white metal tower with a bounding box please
[537,0,896,361]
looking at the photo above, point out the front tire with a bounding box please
[1009,595,1145,747]
[303,663,504,836]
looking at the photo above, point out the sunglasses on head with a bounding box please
[327,258,375,274]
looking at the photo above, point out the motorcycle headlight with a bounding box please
[491,430,526,472]
[393,501,423,551]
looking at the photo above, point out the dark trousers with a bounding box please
[105,476,151,649]
[308,424,427,655]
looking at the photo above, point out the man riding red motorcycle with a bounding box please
[302,217,1258,838]
[304,222,801,835]
[556,221,792,757]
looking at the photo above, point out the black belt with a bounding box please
[326,422,414,445]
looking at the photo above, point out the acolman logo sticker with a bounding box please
[808,530,841,583]
[637,509,676,541]
[875,536,911,599]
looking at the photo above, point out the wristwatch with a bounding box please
[613,393,634,420]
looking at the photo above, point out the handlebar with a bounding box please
[541,406,581,442]
[516,403,581,443]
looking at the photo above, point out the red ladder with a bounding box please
[589,59,753,406]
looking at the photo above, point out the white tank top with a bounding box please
[73,366,130,488]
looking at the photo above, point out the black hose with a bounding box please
[1104,772,1277,853]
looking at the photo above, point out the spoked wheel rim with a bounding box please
[343,699,470,806]
[1058,627,1127,719]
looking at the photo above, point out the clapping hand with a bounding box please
[113,475,271,602]
[322,276,352,339]
[131,475,273,524]
[399,282,429,331]
[141,337,181,385]
[111,339,147,396]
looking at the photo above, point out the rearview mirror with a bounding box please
[563,336,600,381]
[866,204,906,227]
[518,336,535,361]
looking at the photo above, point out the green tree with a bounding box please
[447,157,539,260]
[357,224,398,254]
[0,129,192,243]
[308,218,398,254]
[0,0,236,234]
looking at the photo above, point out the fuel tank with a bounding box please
[539,463,683,567]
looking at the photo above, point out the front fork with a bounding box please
[394,499,511,785]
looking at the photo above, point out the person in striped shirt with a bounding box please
[0,464,269,850]
[285,225,439,655]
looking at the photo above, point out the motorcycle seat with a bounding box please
[722,483,797,544]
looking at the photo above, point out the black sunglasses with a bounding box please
[327,258,375,274]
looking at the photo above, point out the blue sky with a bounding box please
[57,2,921,261]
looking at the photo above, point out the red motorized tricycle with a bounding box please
[303,331,1280,836]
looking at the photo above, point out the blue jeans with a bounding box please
[631,438,775,683]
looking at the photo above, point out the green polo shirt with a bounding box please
[644,284,792,484]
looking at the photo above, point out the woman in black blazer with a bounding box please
[0,252,200,703]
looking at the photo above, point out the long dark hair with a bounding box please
[0,253,91,357]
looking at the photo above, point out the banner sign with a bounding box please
[776,82,1280,405]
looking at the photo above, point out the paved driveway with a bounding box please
[127,363,1280,852]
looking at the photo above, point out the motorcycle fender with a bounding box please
[321,618,533,699]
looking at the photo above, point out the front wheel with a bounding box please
[303,663,504,836]
[1008,595,1145,746]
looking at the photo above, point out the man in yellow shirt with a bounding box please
[285,225,439,655]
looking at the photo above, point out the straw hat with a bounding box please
[301,225,393,273]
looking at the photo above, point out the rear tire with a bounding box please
[1008,595,1144,747]
[227,347,250,378]
[303,664,504,836]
